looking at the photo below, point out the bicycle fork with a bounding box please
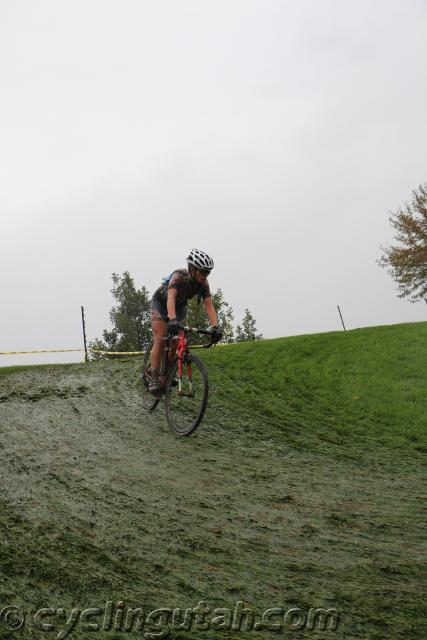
[177,356,194,397]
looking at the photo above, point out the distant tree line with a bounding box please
[89,272,262,358]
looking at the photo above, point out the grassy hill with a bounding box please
[0,322,426,639]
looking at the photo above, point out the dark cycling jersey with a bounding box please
[156,269,210,305]
[150,269,211,322]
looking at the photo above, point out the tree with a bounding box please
[213,289,235,343]
[89,272,151,359]
[235,309,263,342]
[186,288,235,344]
[378,183,427,302]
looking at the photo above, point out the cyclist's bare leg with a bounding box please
[151,322,179,368]
[151,320,167,370]
[149,318,181,392]
[150,320,166,391]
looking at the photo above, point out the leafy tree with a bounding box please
[89,274,244,357]
[378,183,427,302]
[186,288,235,344]
[214,289,235,343]
[236,308,263,342]
[89,272,151,359]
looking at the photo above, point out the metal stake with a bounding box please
[337,305,346,331]
[81,306,88,362]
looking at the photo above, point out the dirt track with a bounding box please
[1,359,425,639]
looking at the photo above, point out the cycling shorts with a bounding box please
[150,291,187,323]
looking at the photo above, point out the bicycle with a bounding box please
[140,325,216,436]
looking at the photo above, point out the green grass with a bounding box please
[208,322,427,457]
[0,321,426,640]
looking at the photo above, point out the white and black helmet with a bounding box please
[186,248,214,271]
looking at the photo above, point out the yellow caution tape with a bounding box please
[89,345,231,355]
[1,342,233,357]
[0,348,83,355]
[89,349,146,356]
[0,348,144,356]
[89,343,232,355]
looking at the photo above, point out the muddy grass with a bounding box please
[0,334,426,639]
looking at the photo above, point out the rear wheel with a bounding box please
[140,340,161,411]
[164,354,208,436]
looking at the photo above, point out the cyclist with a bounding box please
[149,249,223,393]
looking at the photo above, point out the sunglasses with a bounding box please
[197,268,211,277]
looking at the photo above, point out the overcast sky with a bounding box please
[1,0,426,366]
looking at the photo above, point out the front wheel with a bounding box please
[164,354,208,436]
[140,340,161,411]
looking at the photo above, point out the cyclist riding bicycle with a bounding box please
[149,248,223,393]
